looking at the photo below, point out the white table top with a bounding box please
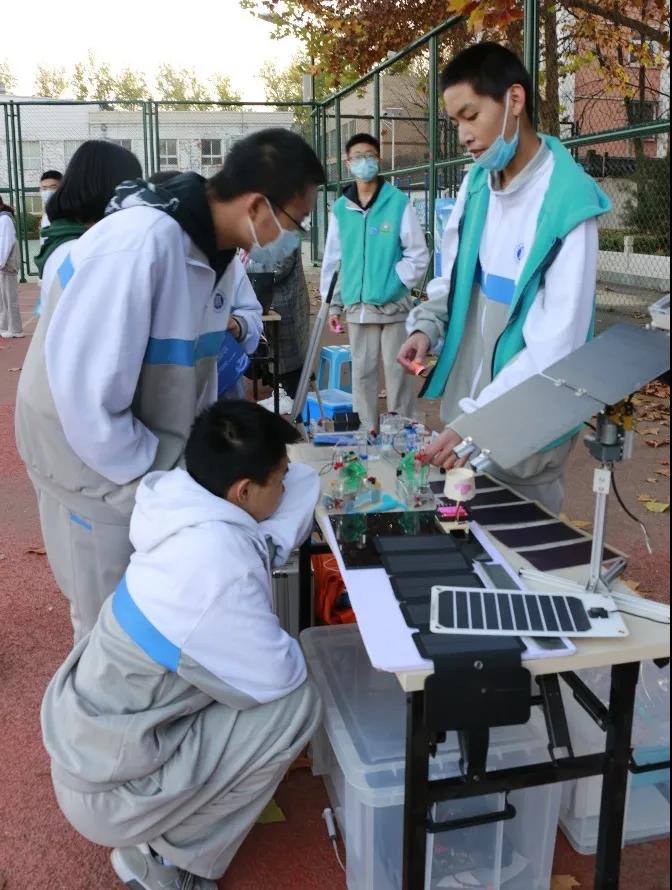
[290,442,670,692]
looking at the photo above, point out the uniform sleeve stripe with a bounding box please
[145,331,227,367]
[112,575,180,672]
[57,254,75,289]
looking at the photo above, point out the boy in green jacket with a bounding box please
[321,133,429,433]
[399,43,610,512]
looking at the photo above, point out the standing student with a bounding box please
[41,400,322,890]
[35,141,142,316]
[0,196,23,339]
[251,245,311,414]
[16,128,324,641]
[320,133,429,433]
[38,169,63,241]
[398,43,610,512]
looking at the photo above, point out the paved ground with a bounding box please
[0,280,668,889]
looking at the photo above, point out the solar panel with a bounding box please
[430,587,629,639]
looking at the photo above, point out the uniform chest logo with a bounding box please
[213,292,225,312]
[514,243,526,263]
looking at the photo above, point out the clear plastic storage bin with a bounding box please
[302,624,561,890]
[559,662,670,854]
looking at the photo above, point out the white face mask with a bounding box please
[40,188,57,206]
[248,198,302,267]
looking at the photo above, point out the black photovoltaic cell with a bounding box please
[568,597,591,632]
[497,593,514,630]
[512,596,529,632]
[439,590,454,628]
[553,596,574,633]
[539,595,559,632]
[469,590,484,629]
[526,595,544,631]
[456,590,470,629]
[483,592,499,629]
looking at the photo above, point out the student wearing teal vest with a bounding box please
[320,133,429,433]
[399,44,611,512]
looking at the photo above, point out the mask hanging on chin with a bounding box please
[473,90,520,173]
[248,198,302,267]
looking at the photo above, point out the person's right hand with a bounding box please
[397,331,430,373]
[329,314,344,334]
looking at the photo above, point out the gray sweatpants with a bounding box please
[32,482,133,642]
[0,270,22,335]
[52,679,322,880]
[490,436,578,515]
[348,321,416,433]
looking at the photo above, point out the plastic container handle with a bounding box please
[427,799,517,834]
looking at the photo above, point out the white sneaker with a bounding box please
[0,331,25,339]
[110,845,217,890]
[258,386,294,415]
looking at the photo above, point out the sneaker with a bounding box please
[0,331,25,339]
[258,386,294,415]
[110,845,217,890]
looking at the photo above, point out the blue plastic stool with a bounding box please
[302,388,353,424]
[318,346,353,393]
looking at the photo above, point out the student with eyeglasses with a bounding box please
[320,132,429,434]
[16,128,325,642]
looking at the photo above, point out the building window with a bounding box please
[627,100,658,125]
[24,195,42,214]
[159,139,178,168]
[106,138,133,151]
[22,141,41,172]
[64,140,84,166]
[201,139,223,167]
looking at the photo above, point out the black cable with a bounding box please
[616,609,670,626]
[611,469,653,554]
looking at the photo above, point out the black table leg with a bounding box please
[594,661,640,890]
[273,320,281,414]
[298,538,313,632]
[403,691,430,890]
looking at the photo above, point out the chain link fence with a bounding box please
[0,99,311,279]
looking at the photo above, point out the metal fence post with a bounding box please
[335,96,342,192]
[428,35,439,279]
[9,103,27,282]
[374,73,381,143]
[153,101,161,173]
[524,0,540,128]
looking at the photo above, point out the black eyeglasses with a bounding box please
[268,198,312,234]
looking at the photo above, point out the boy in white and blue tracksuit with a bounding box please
[15,129,325,641]
[41,400,322,890]
[321,133,429,433]
[400,44,611,512]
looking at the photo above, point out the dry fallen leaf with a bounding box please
[559,513,591,529]
[25,546,47,556]
[657,467,671,478]
[645,500,670,514]
[638,427,660,436]
[637,494,654,502]
[661,459,670,466]
[551,877,581,890]
[646,477,658,483]
[624,579,641,592]
[8,366,21,372]
[645,438,670,449]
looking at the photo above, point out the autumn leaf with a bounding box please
[645,501,670,514]
[657,467,671,478]
[25,546,47,555]
[638,427,660,436]
[624,579,641,592]
[646,477,658,483]
[551,877,581,890]
[8,367,21,372]
[637,494,654,502]
[645,439,670,449]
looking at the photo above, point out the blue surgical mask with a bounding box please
[473,91,520,173]
[349,157,380,182]
[248,198,302,266]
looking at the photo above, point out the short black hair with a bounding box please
[185,399,301,498]
[440,43,534,123]
[148,170,182,185]
[0,196,14,214]
[345,132,381,155]
[40,170,62,182]
[47,140,142,225]
[208,128,325,206]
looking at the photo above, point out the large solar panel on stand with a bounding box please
[453,324,670,470]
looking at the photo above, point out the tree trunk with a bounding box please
[540,0,561,136]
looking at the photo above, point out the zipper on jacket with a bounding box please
[490,237,563,380]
